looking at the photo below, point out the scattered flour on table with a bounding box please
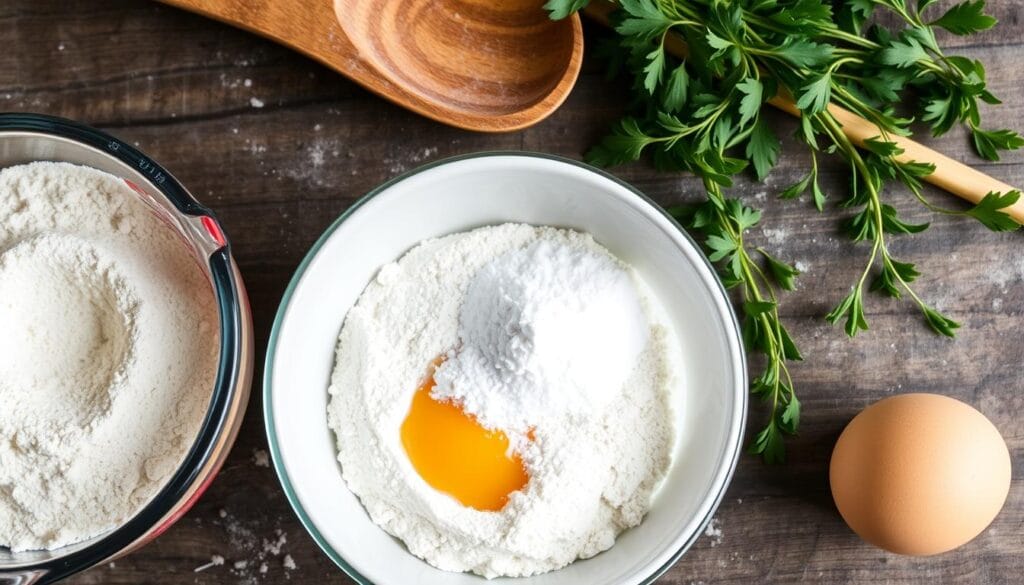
[282,554,296,570]
[762,227,789,246]
[328,224,680,578]
[204,508,294,582]
[252,448,270,468]
[263,528,287,555]
[989,256,1024,290]
[383,146,439,174]
[195,555,225,573]
[0,162,219,551]
[704,518,724,547]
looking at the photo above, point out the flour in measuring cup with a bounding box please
[0,162,219,551]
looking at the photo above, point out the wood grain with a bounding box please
[156,0,584,132]
[0,0,1017,583]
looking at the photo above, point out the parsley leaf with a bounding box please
[879,35,928,68]
[780,173,812,200]
[774,38,834,68]
[863,136,905,157]
[585,118,654,166]
[827,286,869,337]
[971,127,1024,161]
[749,422,786,464]
[923,306,961,337]
[642,46,667,93]
[796,73,832,114]
[838,0,874,33]
[966,191,1022,231]
[770,0,833,30]
[662,63,690,112]
[931,0,997,36]
[780,393,801,433]
[880,204,930,234]
[737,78,764,129]
[617,0,676,39]
[543,0,589,20]
[747,118,780,180]
[760,248,800,291]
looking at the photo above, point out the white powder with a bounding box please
[0,162,219,551]
[703,517,723,547]
[195,555,225,573]
[432,239,650,441]
[252,448,270,467]
[208,508,292,583]
[328,224,678,578]
[0,235,138,434]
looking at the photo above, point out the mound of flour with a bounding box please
[328,224,678,578]
[431,239,651,440]
[0,162,219,551]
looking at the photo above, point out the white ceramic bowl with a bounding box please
[265,153,746,585]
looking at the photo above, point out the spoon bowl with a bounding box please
[337,0,581,119]
[160,0,583,131]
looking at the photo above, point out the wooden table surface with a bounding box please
[4,1,1019,583]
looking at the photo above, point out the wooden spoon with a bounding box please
[159,0,583,132]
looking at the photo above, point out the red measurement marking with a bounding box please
[149,468,222,541]
[201,216,227,247]
[123,178,147,196]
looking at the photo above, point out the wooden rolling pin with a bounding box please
[582,2,1024,224]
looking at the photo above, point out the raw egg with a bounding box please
[830,393,1011,555]
[400,364,529,511]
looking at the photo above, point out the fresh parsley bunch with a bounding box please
[546,0,1022,462]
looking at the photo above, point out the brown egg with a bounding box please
[830,393,1011,555]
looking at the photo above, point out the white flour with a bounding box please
[0,162,219,551]
[328,224,678,578]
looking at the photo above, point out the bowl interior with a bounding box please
[0,123,245,578]
[267,154,745,585]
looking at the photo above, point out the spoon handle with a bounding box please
[767,96,1023,221]
[159,0,352,70]
[154,0,466,127]
[582,2,1024,224]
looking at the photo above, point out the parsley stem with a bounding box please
[707,179,794,453]
[821,114,883,291]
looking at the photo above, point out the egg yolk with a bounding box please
[400,365,529,511]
